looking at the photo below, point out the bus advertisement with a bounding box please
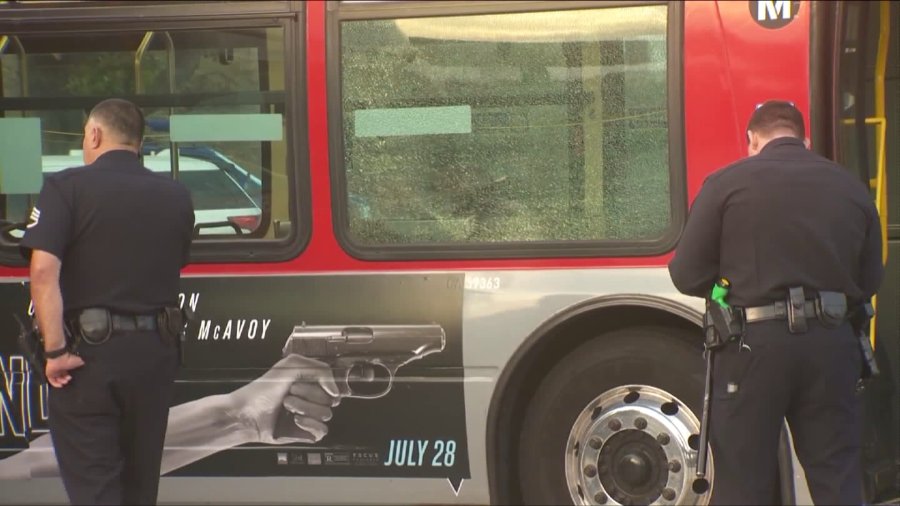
[0,1,896,504]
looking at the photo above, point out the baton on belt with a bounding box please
[694,323,714,491]
[694,278,740,493]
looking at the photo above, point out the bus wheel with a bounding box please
[518,326,712,505]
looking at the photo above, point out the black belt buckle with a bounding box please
[78,308,112,345]
[787,287,808,334]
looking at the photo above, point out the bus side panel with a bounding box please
[0,268,692,505]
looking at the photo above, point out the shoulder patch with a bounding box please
[26,207,40,229]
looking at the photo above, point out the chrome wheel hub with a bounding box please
[565,385,712,505]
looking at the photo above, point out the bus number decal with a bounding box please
[465,276,500,291]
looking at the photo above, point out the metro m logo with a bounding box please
[758,0,792,21]
[749,0,799,29]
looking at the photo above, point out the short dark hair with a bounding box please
[747,100,805,139]
[88,98,145,147]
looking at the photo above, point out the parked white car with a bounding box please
[40,150,262,236]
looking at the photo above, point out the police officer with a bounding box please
[21,98,194,505]
[668,100,884,505]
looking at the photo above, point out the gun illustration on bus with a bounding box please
[273,323,446,439]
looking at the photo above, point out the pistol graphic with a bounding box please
[272,323,446,439]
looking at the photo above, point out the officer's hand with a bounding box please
[225,354,340,445]
[44,353,85,388]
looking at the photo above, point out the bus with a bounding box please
[0,1,896,504]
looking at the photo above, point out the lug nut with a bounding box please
[662,488,676,501]
[657,433,670,445]
[589,437,603,450]
[634,417,648,430]
[668,460,681,473]
[594,492,608,504]
[584,465,597,478]
[608,419,622,431]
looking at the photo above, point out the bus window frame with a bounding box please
[0,1,310,266]
[327,0,686,261]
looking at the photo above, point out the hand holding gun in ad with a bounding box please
[694,278,743,493]
[0,352,346,479]
[0,323,446,479]
[273,324,446,439]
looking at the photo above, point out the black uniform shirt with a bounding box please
[20,149,195,315]
[668,137,883,307]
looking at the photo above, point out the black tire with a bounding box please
[518,326,705,505]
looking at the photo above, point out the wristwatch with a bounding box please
[44,346,68,359]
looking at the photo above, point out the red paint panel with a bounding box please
[0,1,813,279]
[683,0,810,202]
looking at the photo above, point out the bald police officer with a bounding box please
[21,98,194,505]
[668,100,883,505]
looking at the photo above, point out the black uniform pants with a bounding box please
[709,319,863,505]
[48,329,178,505]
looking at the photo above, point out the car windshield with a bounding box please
[178,171,257,210]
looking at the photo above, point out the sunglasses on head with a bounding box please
[755,100,796,110]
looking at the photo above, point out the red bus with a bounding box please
[0,1,896,504]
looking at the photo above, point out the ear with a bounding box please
[87,124,102,149]
[747,131,760,156]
